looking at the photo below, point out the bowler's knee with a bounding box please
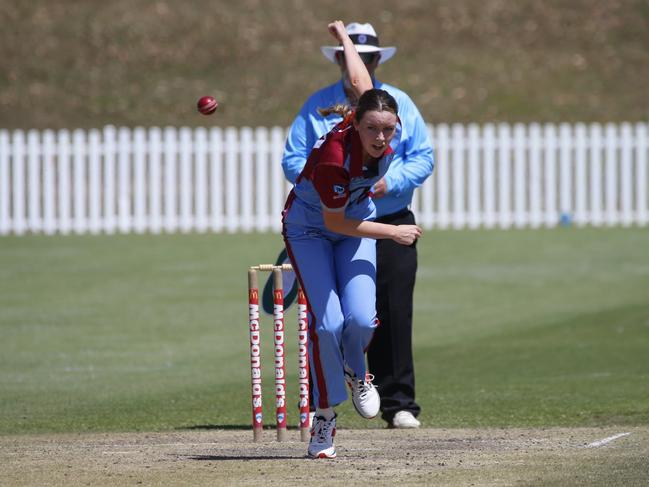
[347,311,378,332]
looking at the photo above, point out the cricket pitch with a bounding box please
[2,427,648,486]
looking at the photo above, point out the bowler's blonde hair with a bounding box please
[318,104,353,118]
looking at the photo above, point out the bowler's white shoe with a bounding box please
[391,410,421,429]
[308,415,337,459]
[345,368,380,419]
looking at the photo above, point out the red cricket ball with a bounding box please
[197,96,218,115]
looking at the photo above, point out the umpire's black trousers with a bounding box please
[367,208,421,422]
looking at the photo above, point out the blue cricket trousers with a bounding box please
[284,228,378,409]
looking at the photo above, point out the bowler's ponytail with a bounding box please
[317,104,353,118]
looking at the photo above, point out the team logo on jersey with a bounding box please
[332,184,346,199]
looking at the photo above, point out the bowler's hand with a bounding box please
[392,225,422,246]
[328,20,348,44]
[372,178,388,199]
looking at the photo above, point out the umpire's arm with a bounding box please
[382,99,434,196]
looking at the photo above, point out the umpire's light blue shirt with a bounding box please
[282,79,435,217]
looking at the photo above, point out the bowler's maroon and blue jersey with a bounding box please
[284,114,394,231]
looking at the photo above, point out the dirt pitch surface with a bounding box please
[2,427,648,486]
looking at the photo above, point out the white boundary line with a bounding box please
[586,432,631,448]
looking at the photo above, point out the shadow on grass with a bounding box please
[180,424,250,430]
[188,454,306,461]
[180,424,307,431]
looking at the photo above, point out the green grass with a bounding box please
[1,228,648,434]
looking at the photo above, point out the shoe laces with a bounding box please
[357,373,375,397]
[312,415,336,443]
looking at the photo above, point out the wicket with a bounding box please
[248,264,310,442]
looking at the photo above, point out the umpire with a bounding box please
[281,22,434,428]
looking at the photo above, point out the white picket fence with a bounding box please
[0,123,647,235]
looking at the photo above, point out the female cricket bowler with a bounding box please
[282,20,422,459]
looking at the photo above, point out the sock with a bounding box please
[316,407,335,420]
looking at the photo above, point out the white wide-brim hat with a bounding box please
[321,22,397,65]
